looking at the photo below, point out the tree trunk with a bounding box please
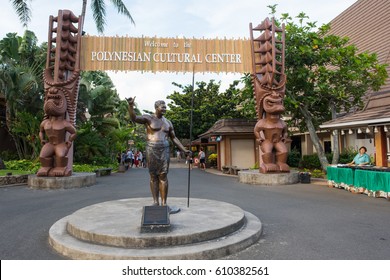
[299,105,329,171]
[81,1,87,20]
[330,102,340,164]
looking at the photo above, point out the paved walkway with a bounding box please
[1,161,389,260]
[172,159,328,186]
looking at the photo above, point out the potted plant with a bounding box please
[299,169,311,183]
[207,153,218,168]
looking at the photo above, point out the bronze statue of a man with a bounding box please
[127,97,190,206]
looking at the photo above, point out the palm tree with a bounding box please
[0,31,44,126]
[0,31,46,158]
[10,0,135,34]
[9,0,31,27]
[82,0,135,33]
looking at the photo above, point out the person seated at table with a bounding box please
[348,146,370,166]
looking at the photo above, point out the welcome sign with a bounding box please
[80,36,252,73]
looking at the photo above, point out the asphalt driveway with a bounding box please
[1,164,389,260]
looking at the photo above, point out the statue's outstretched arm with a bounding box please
[126,96,148,124]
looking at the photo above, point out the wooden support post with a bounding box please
[374,126,387,167]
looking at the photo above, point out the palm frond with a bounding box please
[91,0,106,34]
[10,0,32,27]
[110,0,135,24]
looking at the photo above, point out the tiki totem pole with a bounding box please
[249,18,290,173]
[37,10,83,177]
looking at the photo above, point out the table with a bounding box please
[327,166,390,199]
[354,169,390,192]
[326,166,354,185]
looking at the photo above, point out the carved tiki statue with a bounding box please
[249,18,290,173]
[37,10,83,177]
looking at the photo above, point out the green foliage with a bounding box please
[74,122,110,164]
[238,73,256,118]
[299,154,322,169]
[287,148,301,167]
[311,169,325,178]
[0,150,19,161]
[9,111,43,159]
[338,147,357,164]
[250,161,259,170]
[87,0,135,34]
[10,0,134,35]
[207,153,218,166]
[0,169,31,176]
[73,163,117,173]
[2,160,117,174]
[280,12,388,133]
[270,8,388,171]
[71,164,97,173]
[4,159,40,173]
[76,71,141,162]
[165,79,256,139]
[0,33,138,164]
[0,31,46,159]
[9,0,32,27]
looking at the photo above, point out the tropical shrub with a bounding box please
[338,147,357,164]
[4,159,40,173]
[207,153,217,167]
[287,148,301,167]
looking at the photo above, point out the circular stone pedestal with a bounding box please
[238,170,299,185]
[49,197,262,259]
[28,172,96,189]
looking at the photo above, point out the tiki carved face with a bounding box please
[44,87,67,116]
[263,90,285,115]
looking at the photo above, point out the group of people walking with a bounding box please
[118,149,146,169]
[183,147,206,170]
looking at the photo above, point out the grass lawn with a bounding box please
[0,170,33,176]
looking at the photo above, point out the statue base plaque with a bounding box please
[141,205,170,233]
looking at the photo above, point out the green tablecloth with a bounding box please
[327,166,354,185]
[354,169,390,192]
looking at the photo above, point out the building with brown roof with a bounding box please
[198,119,257,170]
[320,0,390,166]
[197,0,389,169]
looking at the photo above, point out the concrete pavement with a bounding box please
[1,160,390,259]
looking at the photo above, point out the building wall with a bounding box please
[218,135,256,169]
[339,132,375,158]
[219,140,226,168]
[230,138,255,169]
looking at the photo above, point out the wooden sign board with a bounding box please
[80,36,251,73]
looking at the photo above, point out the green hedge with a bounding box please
[3,160,117,174]
[3,160,40,173]
[289,147,359,170]
[298,154,334,169]
[287,148,301,167]
[338,147,358,164]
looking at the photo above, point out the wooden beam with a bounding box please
[374,126,387,167]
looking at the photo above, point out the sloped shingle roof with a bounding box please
[321,90,390,128]
[198,119,257,138]
[328,0,390,92]
[321,0,390,129]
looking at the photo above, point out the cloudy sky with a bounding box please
[1,0,357,111]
